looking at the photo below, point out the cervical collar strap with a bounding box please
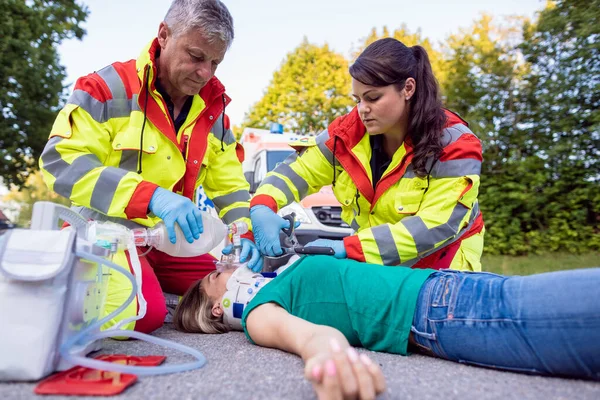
[221,256,299,330]
[222,267,270,330]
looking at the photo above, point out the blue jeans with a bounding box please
[411,268,600,380]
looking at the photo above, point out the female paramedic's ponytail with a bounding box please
[350,39,446,177]
[409,45,445,177]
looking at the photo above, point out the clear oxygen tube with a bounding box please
[60,250,206,376]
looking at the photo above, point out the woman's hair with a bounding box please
[173,278,230,334]
[349,38,447,177]
[164,0,234,48]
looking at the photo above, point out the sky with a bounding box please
[58,0,545,127]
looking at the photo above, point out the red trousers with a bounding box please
[123,248,217,333]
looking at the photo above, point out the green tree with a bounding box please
[243,38,354,133]
[443,7,600,255]
[517,0,600,253]
[2,170,70,227]
[352,25,448,88]
[0,0,88,188]
[442,14,549,255]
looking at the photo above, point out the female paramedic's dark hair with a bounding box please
[349,38,446,177]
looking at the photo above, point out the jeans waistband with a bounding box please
[410,270,460,355]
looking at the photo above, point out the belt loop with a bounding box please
[411,326,436,341]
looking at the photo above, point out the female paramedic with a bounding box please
[174,256,600,400]
[250,38,484,271]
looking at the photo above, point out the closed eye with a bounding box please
[189,53,204,62]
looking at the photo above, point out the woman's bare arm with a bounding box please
[245,303,386,400]
[245,302,349,360]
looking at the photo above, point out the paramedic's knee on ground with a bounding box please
[103,248,218,334]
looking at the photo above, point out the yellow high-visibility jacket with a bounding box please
[39,39,252,231]
[251,108,484,271]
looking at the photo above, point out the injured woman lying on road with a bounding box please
[173,255,600,400]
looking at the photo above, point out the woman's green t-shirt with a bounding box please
[241,255,434,355]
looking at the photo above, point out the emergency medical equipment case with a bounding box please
[0,202,109,381]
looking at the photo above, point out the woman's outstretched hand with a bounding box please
[304,340,386,400]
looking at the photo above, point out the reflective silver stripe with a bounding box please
[68,90,134,123]
[222,207,250,225]
[372,224,401,265]
[212,190,251,211]
[350,219,360,231]
[261,175,295,205]
[274,163,309,199]
[90,167,129,213]
[401,202,480,267]
[430,158,481,178]
[132,94,141,112]
[119,149,139,171]
[53,153,103,199]
[41,136,69,179]
[403,165,417,179]
[212,114,236,145]
[71,205,144,229]
[441,124,473,146]
[315,130,334,165]
[401,202,471,254]
[97,65,127,101]
[404,158,435,179]
[404,158,480,179]
[283,152,299,164]
[68,65,136,123]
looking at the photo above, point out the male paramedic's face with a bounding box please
[351,78,415,137]
[157,22,227,97]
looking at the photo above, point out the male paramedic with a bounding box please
[39,0,260,334]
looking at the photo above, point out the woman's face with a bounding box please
[351,78,415,136]
[201,270,234,302]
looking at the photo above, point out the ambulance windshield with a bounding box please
[266,150,294,171]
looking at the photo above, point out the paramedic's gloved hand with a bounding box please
[250,205,291,256]
[305,239,347,259]
[222,239,263,272]
[149,187,203,244]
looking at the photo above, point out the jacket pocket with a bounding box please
[395,189,425,215]
[334,181,359,226]
[112,127,158,154]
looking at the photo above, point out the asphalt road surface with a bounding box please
[3,325,599,400]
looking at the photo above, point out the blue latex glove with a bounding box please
[304,239,347,259]
[250,205,292,256]
[222,239,263,272]
[149,187,203,244]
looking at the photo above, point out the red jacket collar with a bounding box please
[327,107,365,148]
[443,108,468,127]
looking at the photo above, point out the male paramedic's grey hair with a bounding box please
[164,0,234,48]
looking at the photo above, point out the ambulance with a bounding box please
[240,125,353,245]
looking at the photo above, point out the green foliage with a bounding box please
[443,5,599,255]
[2,170,70,227]
[482,252,599,275]
[243,38,354,133]
[0,0,88,188]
